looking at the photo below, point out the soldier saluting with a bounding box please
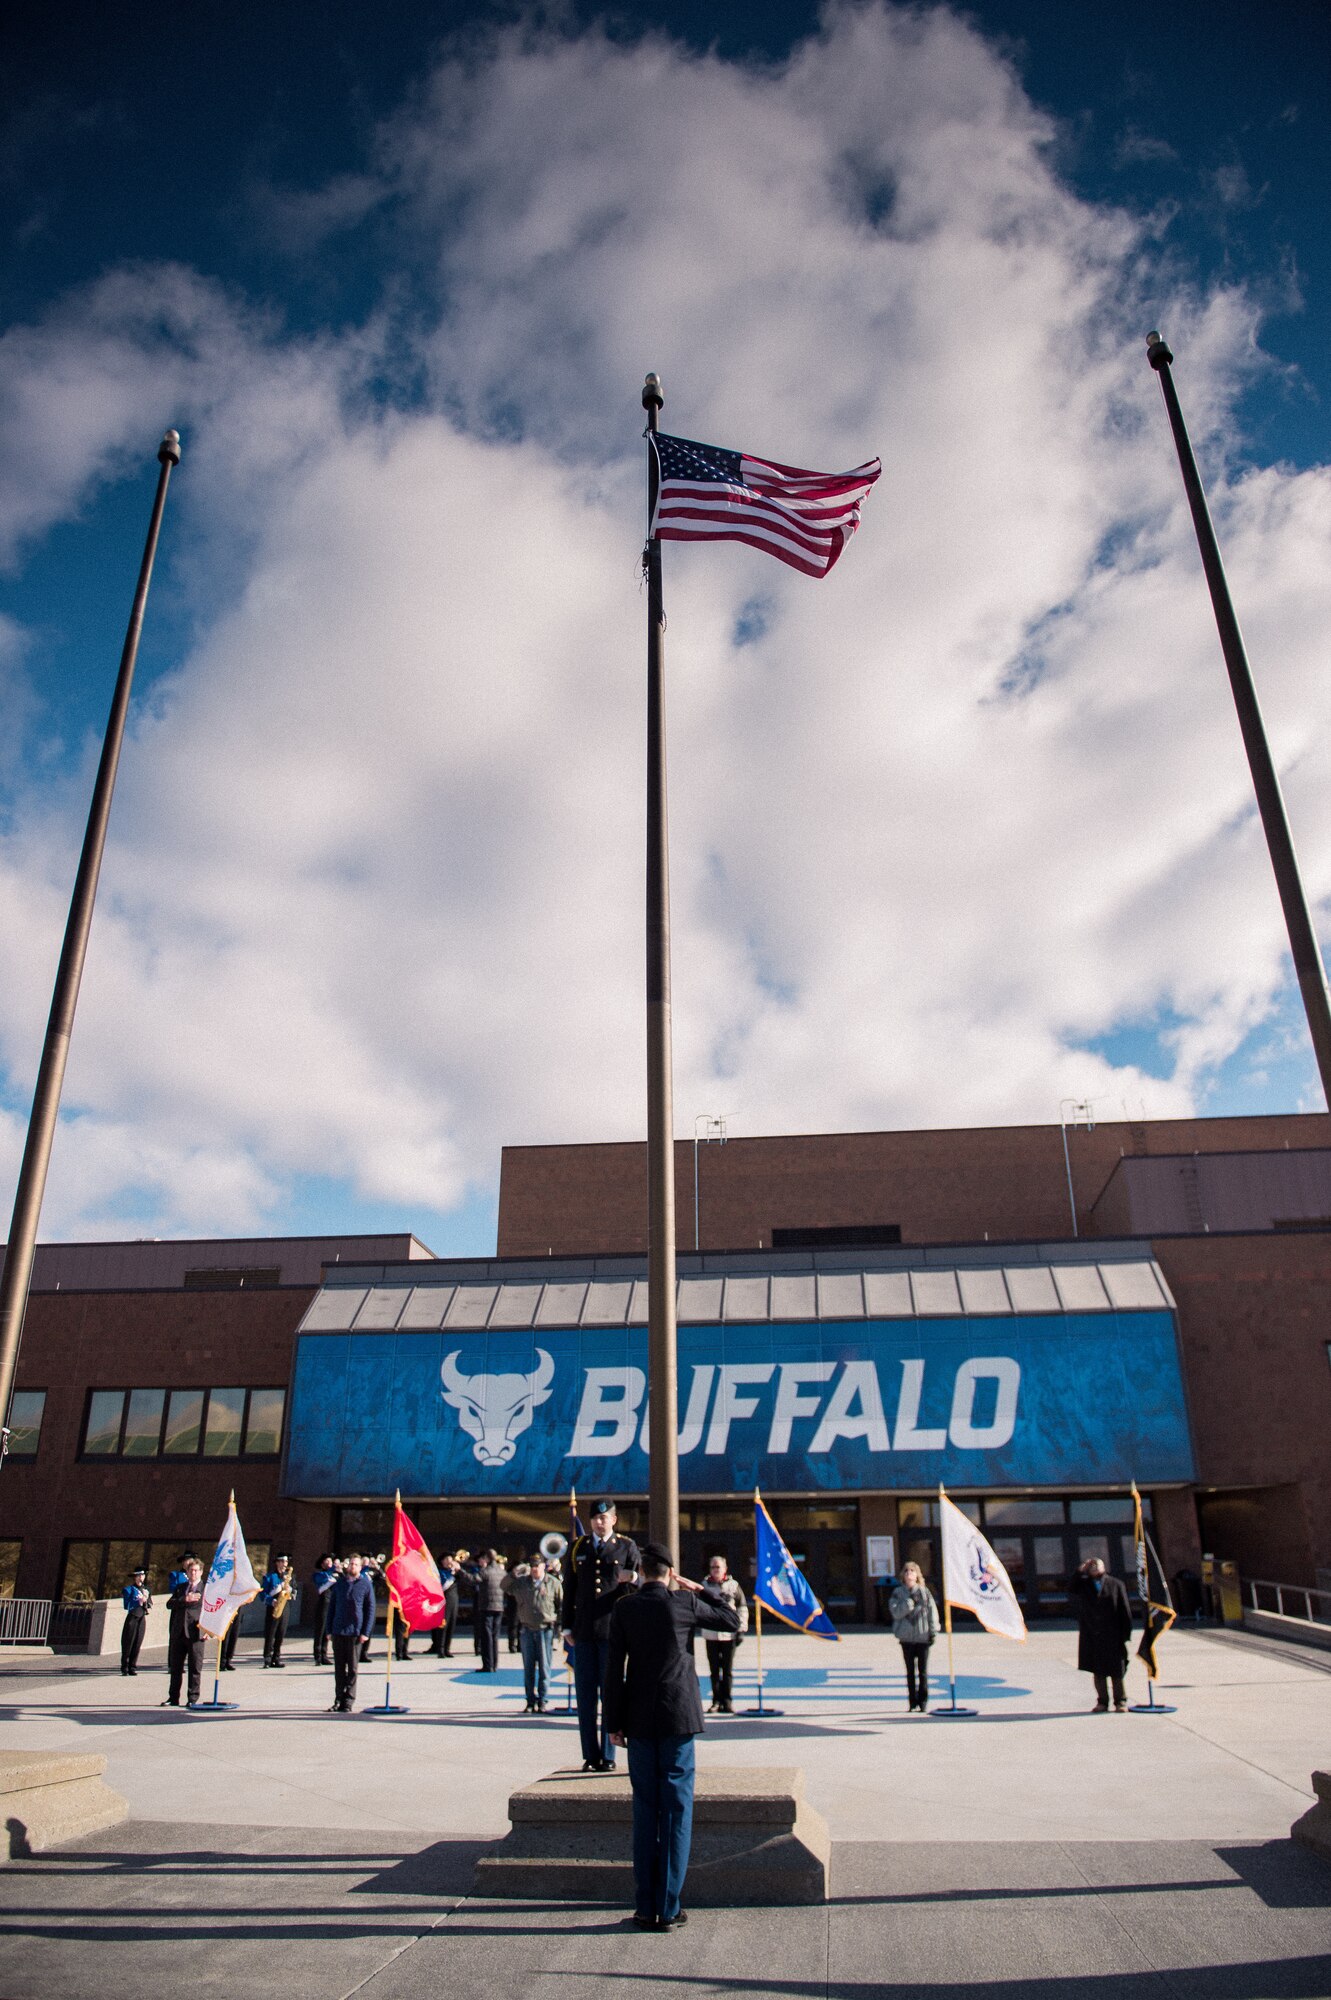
[562,1499,640,1772]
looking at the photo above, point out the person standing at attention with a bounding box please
[326,1553,376,1713]
[310,1554,337,1666]
[1070,1556,1133,1711]
[605,1541,739,1931]
[163,1558,206,1708]
[563,1500,640,1772]
[889,1560,941,1713]
[120,1566,151,1677]
[701,1556,747,1715]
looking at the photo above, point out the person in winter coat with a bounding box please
[326,1553,377,1713]
[701,1555,748,1714]
[1069,1557,1133,1710]
[888,1561,941,1712]
[471,1550,507,1672]
[504,1555,563,1712]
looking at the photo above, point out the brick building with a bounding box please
[2,1112,1327,1627]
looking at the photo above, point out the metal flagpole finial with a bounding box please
[158,428,182,466]
[642,373,663,412]
[1145,331,1173,371]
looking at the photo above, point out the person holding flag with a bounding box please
[197,1492,260,1703]
[936,1488,1025,1717]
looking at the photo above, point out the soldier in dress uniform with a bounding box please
[561,1499,640,1771]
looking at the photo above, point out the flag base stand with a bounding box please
[930,1703,977,1718]
[741,1706,785,1717]
[362,1704,410,1716]
[1128,1702,1175,1712]
[190,1700,238,1712]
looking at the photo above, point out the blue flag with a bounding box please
[754,1493,839,1641]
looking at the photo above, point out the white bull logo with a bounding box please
[440,1349,555,1466]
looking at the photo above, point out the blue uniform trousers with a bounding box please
[572,1635,614,1765]
[627,1734,695,1922]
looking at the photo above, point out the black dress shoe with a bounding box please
[663,1909,688,1928]
[632,1913,657,1930]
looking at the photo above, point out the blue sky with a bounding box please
[2,0,1329,1254]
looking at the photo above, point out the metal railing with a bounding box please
[0,1598,52,1645]
[1244,1578,1331,1628]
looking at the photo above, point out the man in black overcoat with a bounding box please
[1069,1556,1133,1710]
[604,1540,739,1931]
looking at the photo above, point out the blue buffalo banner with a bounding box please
[282,1308,1194,1498]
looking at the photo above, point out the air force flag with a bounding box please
[754,1491,839,1641]
[199,1493,261,1641]
[939,1490,1026,1642]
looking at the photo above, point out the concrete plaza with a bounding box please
[0,1621,1326,1996]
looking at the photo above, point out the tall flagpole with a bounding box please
[642,372,680,1562]
[1146,332,1331,1107]
[0,430,181,1463]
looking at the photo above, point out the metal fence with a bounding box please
[0,1598,52,1645]
[1244,1577,1331,1628]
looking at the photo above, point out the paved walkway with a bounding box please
[0,1624,1326,1996]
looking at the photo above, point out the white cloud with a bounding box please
[0,3,1329,1242]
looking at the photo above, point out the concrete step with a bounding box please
[475,1764,829,1904]
[0,1749,128,1859]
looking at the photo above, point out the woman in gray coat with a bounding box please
[889,1561,941,1712]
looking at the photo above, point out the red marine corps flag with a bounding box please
[384,1492,446,1633]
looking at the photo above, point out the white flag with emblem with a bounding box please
[199,1494,260,1641]
[939,1492,1026,1642]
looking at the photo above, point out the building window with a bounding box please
[243,1388,286,1456]
[5,1391,46,1458]
[163,1389,205,1456]
[80,1388,285,1460]
[203,1388,246,1458]
[58,1537,273,1601]
[122,1389,166,1458]
[0,1542,19,1598]
[84,1390,127,1456]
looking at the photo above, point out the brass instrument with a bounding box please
[269,1568,294,1619]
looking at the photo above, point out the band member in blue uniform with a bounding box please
[120,1567,151,1676]
[562,1499,640,1771]
[261,1554,294,1667]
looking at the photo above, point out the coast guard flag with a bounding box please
[754,1492,839,1640]
[939,1491,1026,1642]
[199,1493,260,1641]
[650,432,880,578]
[384,1493,446,1632]
[1132,1482,1175,1679]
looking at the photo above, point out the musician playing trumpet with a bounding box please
[261,1553,295,1668]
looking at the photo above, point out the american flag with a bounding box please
[649,432,880,578]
